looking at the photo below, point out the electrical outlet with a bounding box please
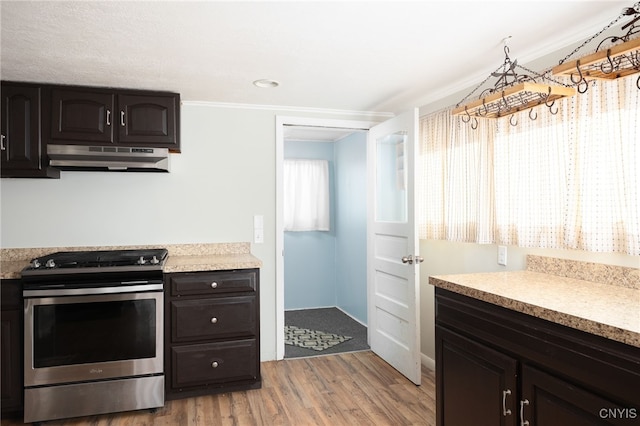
[498,245,507,266]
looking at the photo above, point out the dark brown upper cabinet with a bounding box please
[50,86,180,152]
[51,89,115,143]
[118,94,177,146]
[1,83,60,178]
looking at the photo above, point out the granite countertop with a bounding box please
[429,255,640,348]
[0,242,262,280]
[164,253,261,273]
[0,260,28,279]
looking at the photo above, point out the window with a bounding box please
[284,159,330,231]
[418,77,639,255]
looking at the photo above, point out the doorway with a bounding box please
[275,116,377,360]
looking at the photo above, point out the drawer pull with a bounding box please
[211,361,219,368]
[210,317,218,324]
[210,282,218,289]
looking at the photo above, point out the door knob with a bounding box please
[415,256,424,263]
[401,255,413,264]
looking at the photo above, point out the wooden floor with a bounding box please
[2,351,436,426]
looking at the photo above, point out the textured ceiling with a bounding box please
[0,1,630,114]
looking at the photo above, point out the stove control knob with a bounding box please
[45,259,56,268]
[31,259,41,269]
[150,255,160,265]
[137,256,147,265]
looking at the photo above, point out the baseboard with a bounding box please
[421,353,436,372]
[285,305,335,312]
[335,306,367,327]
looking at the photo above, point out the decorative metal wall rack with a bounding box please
[552,3,640,92]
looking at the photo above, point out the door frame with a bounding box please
[275,115,378,360]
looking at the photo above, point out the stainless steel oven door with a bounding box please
[24,290,163,387]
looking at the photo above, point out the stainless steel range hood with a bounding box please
[47,145,170,172]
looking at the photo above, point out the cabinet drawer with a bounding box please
[169,270,257,296]
[171,339,257,388]
[171,296,256,342]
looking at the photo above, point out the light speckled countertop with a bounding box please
[0,242,262,279]
[429,255,640,348]
[164,253,261,273]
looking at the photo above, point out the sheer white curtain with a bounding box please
[418,77,639,255]
[284,159,330,232]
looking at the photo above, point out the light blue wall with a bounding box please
[283,134,368,325]
[334,132,368,324]
[284,141,336,310]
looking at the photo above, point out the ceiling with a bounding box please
[0,1,631,115]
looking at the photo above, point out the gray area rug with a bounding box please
[285,307,369,358]
[285,325,352,351]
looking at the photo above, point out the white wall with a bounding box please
[0,102,386,361]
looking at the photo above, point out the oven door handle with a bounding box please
[23,283,163,297]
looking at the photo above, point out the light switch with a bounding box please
[254,215,264,229]
[254,215,264,244]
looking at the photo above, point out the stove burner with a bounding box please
[21,248,169,279]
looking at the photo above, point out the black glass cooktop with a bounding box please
[21,248,168,277]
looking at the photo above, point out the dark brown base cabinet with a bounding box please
[164,269,261,400]
[435,288,640,426]
[1,280,23,417]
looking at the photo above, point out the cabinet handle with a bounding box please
[106,109,111,126]
[520,399,530,426]
[210,317,218,324]
[211,361,219,368]
[502,389,512,416]
[1,134,5,151]
[120,110,125,126]
[210,282,218,289]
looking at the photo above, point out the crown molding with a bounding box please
[181,100,395,119]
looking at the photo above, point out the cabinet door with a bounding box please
[51,89,114,143]
[521,364,634,426]
[118,94,178,148]
[1,85,42,171]
[436,326,518,426]
[1,309,23,414]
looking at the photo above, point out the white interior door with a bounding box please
[367,108,421,385]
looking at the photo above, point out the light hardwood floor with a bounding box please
[1,351,436,426]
